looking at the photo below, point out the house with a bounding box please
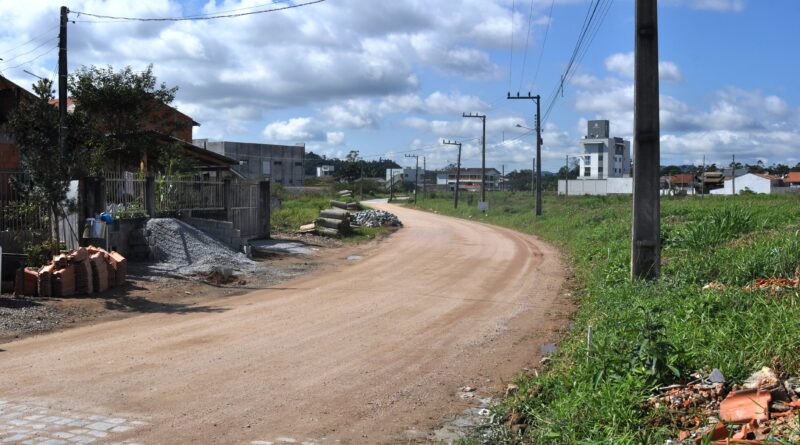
[435,167,501,192]
[785,172,800,187]
[0,74,37,172]
[196,140,305,186]
[697,171,725,194]
[386,167,423,184]
[577,120,631,179]
[710,173,783,195]
[661,173,696,195]
[46,96,237,175]
[316,165,334,177]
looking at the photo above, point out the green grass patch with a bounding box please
[407,192,800,443]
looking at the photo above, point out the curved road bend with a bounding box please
[0,203,568,444]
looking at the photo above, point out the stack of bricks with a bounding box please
[14,246,127,298]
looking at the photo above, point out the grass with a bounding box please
[270,193,389,241]
[407,192,800,443]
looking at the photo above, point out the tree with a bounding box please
[69,64,182,175]
[9,79,89,253]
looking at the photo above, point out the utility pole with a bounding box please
[565,155,569,197]
[58,6,69,154]
[462,112,487,206]
[422,157,427,200]
[701,155,705,198]
[389,167,394,202]
[443,140,463,209]
[507,93,542,216]
[405,154,419,205]
[531,157,535,196]
[731,154,736,196]
[631,0,661,280]
[359,165,364,200]
[501,164,505,192]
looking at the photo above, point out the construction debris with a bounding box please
[351,210,402,228]
[314,207,351,237]
[654,367,800,444]
[330,200,359,211]
[14,246,127,298]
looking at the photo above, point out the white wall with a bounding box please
[558,178,632,195]
[709,174,773,195]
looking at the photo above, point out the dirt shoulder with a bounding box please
[0,232,390,345]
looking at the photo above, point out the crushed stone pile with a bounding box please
[351,210,403,228]
[146,218,255,276]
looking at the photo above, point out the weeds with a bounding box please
[409,192,800,443]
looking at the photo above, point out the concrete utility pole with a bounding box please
[405,154,419,205]
[565,155,569,197]
[462,113,487,206]
[501,164,505,191]
[443,140,463,209]
[531,157,535,196]
[731,154,736,196]
[422,157,427,200]
[701,155,705,198]
[507,93,543,216]
[58,6,69,154]
[631,0,661,280]
[389,167,394,202]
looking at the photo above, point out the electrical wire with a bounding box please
[71,0,326,23]
[0,36,58,66]
[529,0,555,90]
[507,0,515,93]
[0,25,59,60]
[4,46,58,72]
[517,0,536,91]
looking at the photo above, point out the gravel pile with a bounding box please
[0,297,88,337]
[146,218,255,276]
[352,210,403,228]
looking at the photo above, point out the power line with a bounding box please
[517,0,536,91]
[71,0,326,23]
[507,0,516,92]
[0,26,60,61]
[4,46,58,72]
[530,0,555,90]
[0,36,58,66]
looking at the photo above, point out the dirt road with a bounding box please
[0,204,569,444]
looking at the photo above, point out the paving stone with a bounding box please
[106,418,126,424]
[40,440,68,445]
[68,420,90,427]
[53,432,74,439]
[2,433,30,443]
[68,435,95,444]
[87,416,107,422]
[109,426,131,433]
[87,431,107,438]
[87,422,115,431]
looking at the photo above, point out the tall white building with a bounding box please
[577,120,631,179]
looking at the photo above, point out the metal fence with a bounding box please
[155,177,225,215]
[104,171,147,215]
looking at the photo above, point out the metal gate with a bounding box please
[230,181,261,240]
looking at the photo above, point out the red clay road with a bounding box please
[0,203,569,444]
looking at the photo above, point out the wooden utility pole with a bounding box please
[631,0,661,280]
[443,140,462,208]
[405,154,419,205]
[58,6,69,154]
[462,113,487,206]
[507,93,542,216]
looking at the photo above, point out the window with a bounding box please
[262,160,271,176]
[274,161,282,165]
[295,162,303,166]
[584,167,590,176]
[584,155,591,165]
[599,154,604,161]
[616,145,624,155]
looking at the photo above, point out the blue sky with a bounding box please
[1,0,798,173]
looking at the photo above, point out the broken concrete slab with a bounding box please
[249,240,319,257]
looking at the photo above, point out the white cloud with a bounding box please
[667,0,745,12]
[263,117,322,142]
[326,131,346,146]
[604,52,683,82]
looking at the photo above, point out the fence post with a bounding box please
[259,180,271,240]
[223,178,233,222]
[145,176,155,217]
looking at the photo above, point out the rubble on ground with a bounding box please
[651,367,800,444]
[14,246,127,298]
[146,218,255,275]
[351,210,403,228]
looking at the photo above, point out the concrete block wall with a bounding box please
[181,216,243,252]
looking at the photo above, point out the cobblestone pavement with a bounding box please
[0,400,146,444]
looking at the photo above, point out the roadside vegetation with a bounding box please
[270,188,390,242]
[411,192,800,443]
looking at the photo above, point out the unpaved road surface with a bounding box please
[0,204,569,444]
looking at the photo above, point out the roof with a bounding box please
[754,173,782,181]
[49,97,199,126]
[445,167,502,175]
[670,173,695,185]
[785,172,800,183]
